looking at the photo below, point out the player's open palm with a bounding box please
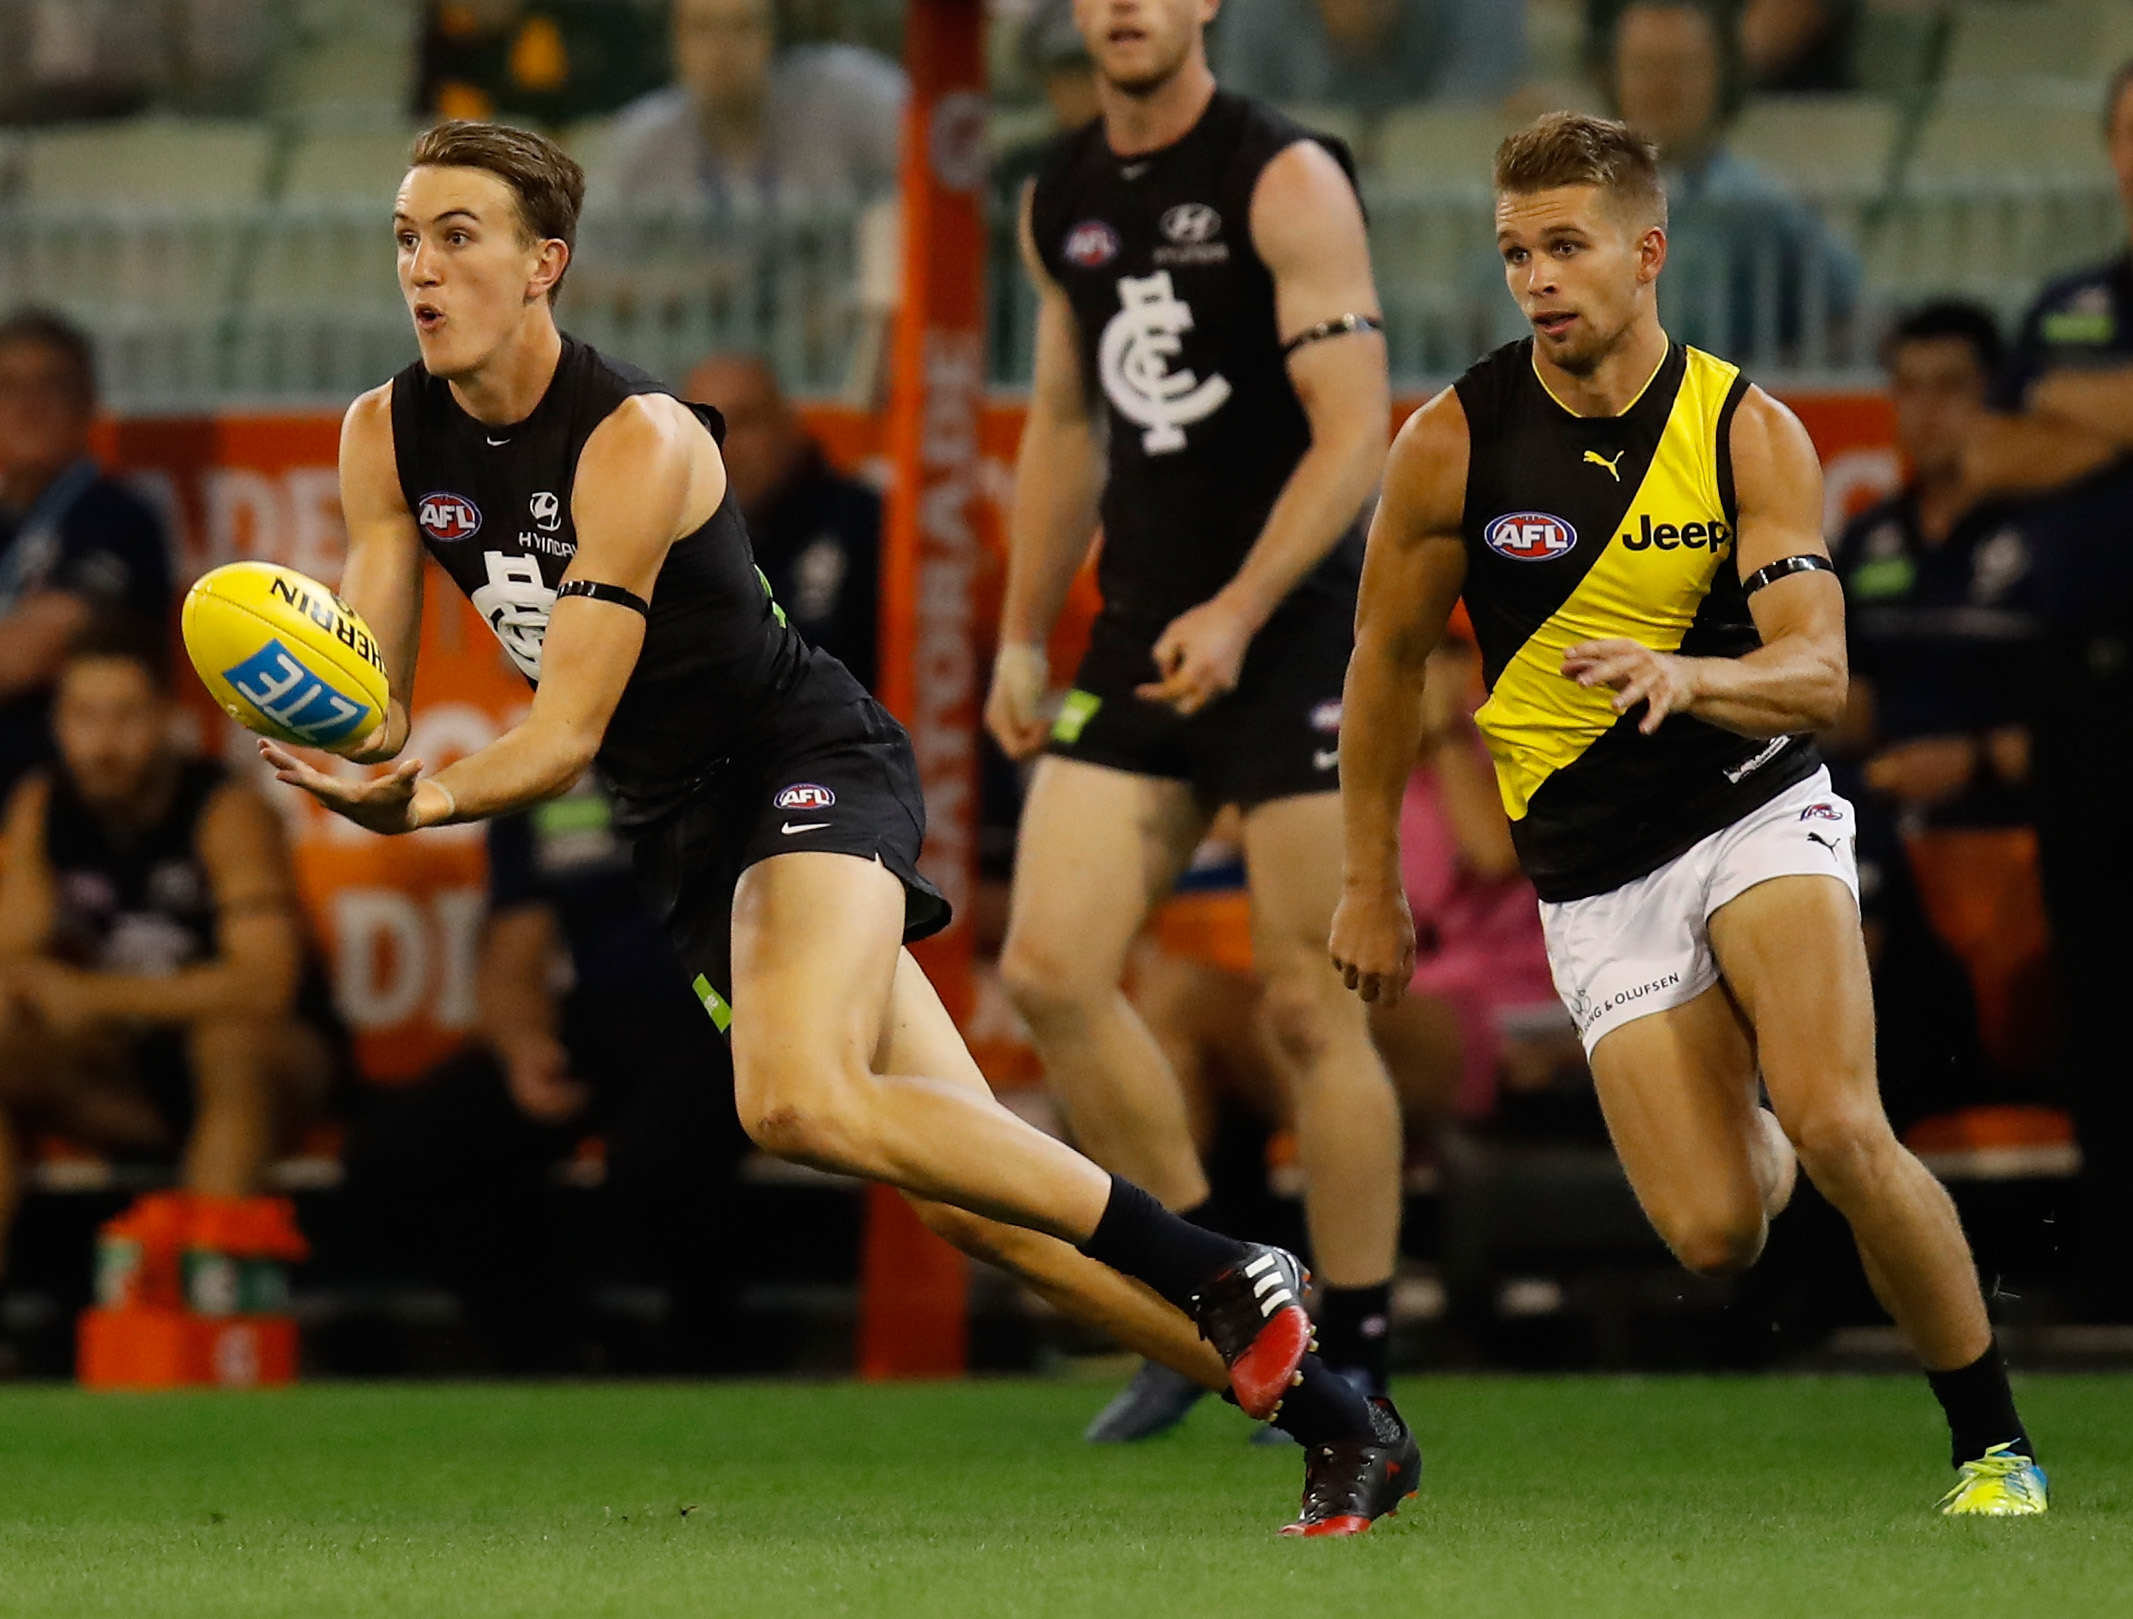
[1328,882,1417,1004]
[1137,597,1253,716]
[259,740,424,835]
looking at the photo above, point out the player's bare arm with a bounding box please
[0,775,55,965]
[988,183,1106,759]
[6,785,303,1034]
[332,385,425,765]
[1561,388,1846,737]
[268,393,711,833]
[1327,389,1469,1005]
[1138,139,1389,716]
[2026,362,2133,447]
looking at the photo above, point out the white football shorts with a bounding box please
[1539,765,1861,1055]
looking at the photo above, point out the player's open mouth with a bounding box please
[1533,311,1577,338]
[1107,25,1146,44]
[413,304,444,333]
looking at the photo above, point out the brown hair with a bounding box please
[1494,111,1668,230]
[409,120,586,299]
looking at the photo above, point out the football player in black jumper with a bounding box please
[256,120,1417,1535]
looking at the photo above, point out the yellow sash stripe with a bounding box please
[1475,348,1741,819]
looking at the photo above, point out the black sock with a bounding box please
[1076,1175,1248,1309]
[1270,1356,1378,1446]
[1926,1340,2033,1467]
[1316,1282,1392,1388]
[1177,1194,1228,1238]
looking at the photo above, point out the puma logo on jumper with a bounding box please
[1584,449,1625,481]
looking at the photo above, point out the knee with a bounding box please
[998,935,1109,1030]
[1787,1103,1902,1201]
[1257,966,1347,1070]
[1652,1203,1768,1278]
[187,1019,276,1108]
[732,1051,864,1168]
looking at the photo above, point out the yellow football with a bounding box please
[181,561,392,751]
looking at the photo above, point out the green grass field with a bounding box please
[0,1374,2126,1618]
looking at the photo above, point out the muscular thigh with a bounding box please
[1708,873,1879,1126]
[1587,980,1763,1221]
[729,851,909,1108]
[1003,756,1210,987]
[1240,791,1350,985]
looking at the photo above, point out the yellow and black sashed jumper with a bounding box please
[1452,338,1821,903]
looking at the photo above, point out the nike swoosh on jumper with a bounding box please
[781,821,831,834]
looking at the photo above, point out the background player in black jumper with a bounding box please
[252,120,1416,1535]
[987,0,1402,1441]
[1328,112,2043,1516]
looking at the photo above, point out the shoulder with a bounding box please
[1449,339,1531,429]
[1029,119,1103,209]
[609,86,695,141]
[1228,93,1358,188]
[197,772,289,867]
[1832,491,1910,567]
[1727,384,1812,457]
[776,43,906,104]
[343,379,397,440]
[66,473,165,547]
[1383,387,1472,518]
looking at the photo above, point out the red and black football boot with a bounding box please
[1281,1397,1421,1538]
[1185,1245,1313,1421]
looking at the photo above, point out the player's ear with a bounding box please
[527,237,570,305]
[1636,223,1667,286]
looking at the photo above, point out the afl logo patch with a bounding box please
[1484,511,1577,562]
[418,492,481,543]
[775,783,836,811]
[1064,220,1120,268]
[1799,802,1843,822]
[1161,203,1221,244]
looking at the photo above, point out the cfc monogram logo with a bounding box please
[1098,272,1232,454]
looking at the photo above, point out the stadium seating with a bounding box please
[20,118,274,206]
[1728,94,1903,193]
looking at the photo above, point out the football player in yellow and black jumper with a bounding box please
[256,118,1408,1536]
[1330,113,2046,1517]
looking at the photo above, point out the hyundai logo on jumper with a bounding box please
[1484,511,1577,561]
[222,640,371,745]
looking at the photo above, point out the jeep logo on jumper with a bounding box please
[1099,272,1232,454]
[1620,514,1732,552]
[1483,511,1577,562]
[418,492,481,543]
[775,783,835,811]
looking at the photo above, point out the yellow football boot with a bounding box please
[1937,1443,2050,1516]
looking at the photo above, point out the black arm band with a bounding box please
[1742,554,1834,596]
[1281,313,1384,357]
[556,579,650,616]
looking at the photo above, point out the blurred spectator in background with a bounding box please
[599,0,906,204]
[340,777,748,1372]
[1962,62,2133,1322]
[1365,638,1565,1136]
[0,0,272,124]
[0,631,334,1282]
[0,311,171,805]
[686,353,881,690]
[1607,0,1859,360]
[1830,302,2034,831]
[1820,301,2014,1134]
[995,0,1098,205]
[419,0,663,126]
[1586,0,1857,92]
[1214,0,1525,113]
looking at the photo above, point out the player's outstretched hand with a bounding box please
[985,642,1053,760]
[1137,596,1254,716]
[258,739,436,835]
[1328,881,1417,1004]
[1561,639,1701,734]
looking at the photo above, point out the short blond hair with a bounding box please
[1493,111,1667,230]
